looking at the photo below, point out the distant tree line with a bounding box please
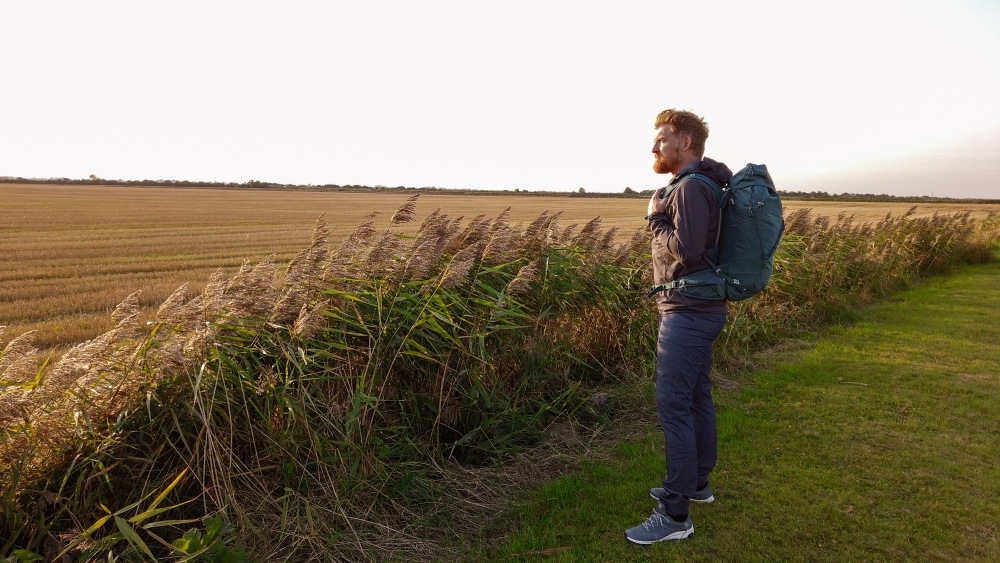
[570,187,999,204]
[0,175,569,197]
[0,175,995,203]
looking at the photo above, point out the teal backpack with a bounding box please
[649,163,784,301]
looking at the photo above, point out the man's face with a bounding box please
[652,125,687,175]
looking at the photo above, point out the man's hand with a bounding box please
[647,187,668,217]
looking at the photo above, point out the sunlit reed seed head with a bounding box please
[209,259,279,321]
[440,244,481,289]
[183,322,211,360]
[171,294,207,331]
[274,237,329,325]
[447,214,490,255]
[390,194,420,225]
[405,237,446,282]
[364,230,406,276]
[271,290,306,326]
[311,214,330,247]
[520,210,548,237]
[250,255,279,307]
[292,299,330,340]
[0,352,39,387]
[505,259,540,297]
[614,227,652,266]
[574,216,603,251]
[1,330,39,383]
[415,208,445,237]
[333,214,378,261]
[0,386,30,427]
[298,220,331,282]
[26,291,142,424]
[520,211,561,252]
[400,210,454,281]
[444,215,465,242]
[155,283,191,326]
[202,269,229,311]
[598,227,620,255]
[547,214,563,243]
[785,208,813,235]
[422,242,481,293]
[148,332,192,375]
[481,208,514,264]
[111,290,142,330]
[559,223,579,244]
[547,211,564,244]
[212,260,256,317]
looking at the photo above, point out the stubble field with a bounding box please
[2,182,998,350]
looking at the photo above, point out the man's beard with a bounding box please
[653,154,678,175]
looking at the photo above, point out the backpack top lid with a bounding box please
[733,163,772,185]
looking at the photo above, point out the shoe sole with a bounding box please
[649,491,714,504]
[625,528,694,545]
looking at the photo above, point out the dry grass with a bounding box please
[3,182,998,350]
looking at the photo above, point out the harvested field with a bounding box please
[2,183,997,349]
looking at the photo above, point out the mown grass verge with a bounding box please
[471,254,1000,562]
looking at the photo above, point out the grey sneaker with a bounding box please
[649,483,714,503]
[625,504,694,544]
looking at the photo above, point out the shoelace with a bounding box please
[642,510,670,531]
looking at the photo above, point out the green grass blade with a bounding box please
[114,515,155,560]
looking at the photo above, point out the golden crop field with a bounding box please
[2,182,997,350]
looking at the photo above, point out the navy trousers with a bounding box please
[655,310,727,518]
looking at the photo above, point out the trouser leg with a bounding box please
[693,335,718,489]
[655,311,725,517]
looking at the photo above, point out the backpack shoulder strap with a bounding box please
[680,171,722,190]
[677,172,727,266]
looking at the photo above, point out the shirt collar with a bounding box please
[670,159,703,183]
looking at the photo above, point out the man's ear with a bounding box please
[681,135,693,152]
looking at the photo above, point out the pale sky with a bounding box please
[3,0,999,198]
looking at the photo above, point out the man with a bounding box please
[625,109,733,544]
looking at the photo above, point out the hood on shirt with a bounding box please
[675,157,734,187]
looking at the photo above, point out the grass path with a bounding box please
[470,258,1000,562]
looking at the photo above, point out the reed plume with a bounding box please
[574,216,603,252]
[505,259,540,297]
[481,208,513,264]
[446,214,490,255]
[292,299,330,340]
[273,218,329,325]
[438,243,481,290]
[390,194,420,225]
[0,330,39,385]
[400,209,453,282]
[326,213,379,281]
